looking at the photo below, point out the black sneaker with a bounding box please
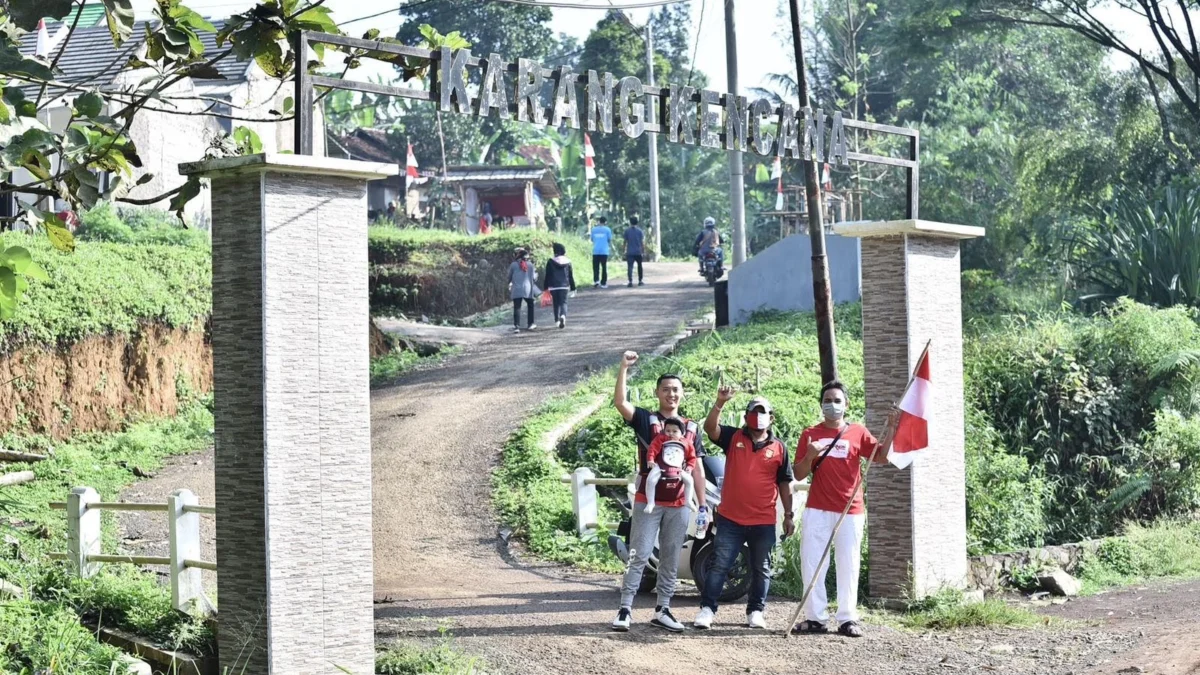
[611,607,632,631]
[651,606,684,632]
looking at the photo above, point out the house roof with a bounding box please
[330,128,399,164]
[426,165,561,199]
[17,19,255,99]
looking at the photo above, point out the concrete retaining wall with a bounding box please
[967,540,1104,593]
[727,232,862,325]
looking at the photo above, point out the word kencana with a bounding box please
[437,47,851,166]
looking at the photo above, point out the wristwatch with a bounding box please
[784,511,794,518]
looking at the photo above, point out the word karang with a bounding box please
[438,47,850,166]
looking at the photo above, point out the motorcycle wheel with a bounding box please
[692,539,752,603]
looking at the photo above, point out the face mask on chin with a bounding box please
[821,402,846,421]
[745,411,771,430]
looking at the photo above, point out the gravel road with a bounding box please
[118,261,1199,674]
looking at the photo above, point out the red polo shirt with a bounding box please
[798,423,878,515]
[712,425,793,526]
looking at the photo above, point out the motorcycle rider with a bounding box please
[693,217,724,274]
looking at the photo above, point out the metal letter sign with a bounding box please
[293,33,922,216]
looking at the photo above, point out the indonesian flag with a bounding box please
[775,175,784,211]
[583,133,597,180]
[405,143,419,189]
[889,346,930,468]
[770,156,782,180]
[822,162,833,192]
[36,19,52,57]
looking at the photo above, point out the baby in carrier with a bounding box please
[643,417,698,514]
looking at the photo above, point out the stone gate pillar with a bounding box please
[832,219,984,599]
[180,154,395,674]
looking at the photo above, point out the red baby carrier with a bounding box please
[641,414,698,504]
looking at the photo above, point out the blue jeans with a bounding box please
[701,512,776,613]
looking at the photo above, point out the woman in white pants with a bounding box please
[790,381,896,637]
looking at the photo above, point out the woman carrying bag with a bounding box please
[508,247,539,333]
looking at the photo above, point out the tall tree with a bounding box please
[395,0,553,61]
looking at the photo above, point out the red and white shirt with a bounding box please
[797,423,879,515]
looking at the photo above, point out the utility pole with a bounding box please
[724,0,747,267]
[788,0,838,384]
[645,23,662,262]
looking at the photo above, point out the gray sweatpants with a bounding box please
[619,501,690,609]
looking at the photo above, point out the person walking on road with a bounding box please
[791,381,897,638]
[623,216,645,287]
[694,387,794,631]
[611,351,709,633]
[507,247,538,333]
[543,242,576,329]
[590,216,613,289]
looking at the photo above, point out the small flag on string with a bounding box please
[822,162,833,192]
[770,156,782,180]
[405,144,420,189]
[584,133,597,180]
[889,346,931,469]
[775,175,785,211]
[36,19,52,57]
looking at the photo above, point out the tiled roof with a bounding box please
[17,19,254,98]
[330,128,400,164]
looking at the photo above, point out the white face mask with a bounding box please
[821,401,846,421]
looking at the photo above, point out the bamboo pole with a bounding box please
[781,340,930,636]
[0,450,49,463]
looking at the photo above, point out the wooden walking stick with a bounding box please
[781,341,930,637]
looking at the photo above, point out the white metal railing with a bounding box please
[559,467,811,535]
[48,487,215,615]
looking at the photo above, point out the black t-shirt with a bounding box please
[628,406,706,472]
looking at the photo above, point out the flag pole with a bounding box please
[780,339,931,637]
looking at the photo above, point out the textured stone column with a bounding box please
[179,154,395,674]
[832,219,984,599]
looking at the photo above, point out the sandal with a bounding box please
[790,620,829,634]
[837,621,864,638]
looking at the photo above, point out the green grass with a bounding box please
[0,400,217,672]
[375,636,483,675]
[1077,520,1200,594]
[0,231,211,349]
[371,345,463,386]
[900,598,1043,630]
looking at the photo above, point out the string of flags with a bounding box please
[584,133,597,181]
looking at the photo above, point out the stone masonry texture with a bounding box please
[210,169,373,674]
[862,234,968,599]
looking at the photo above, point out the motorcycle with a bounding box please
[700,249,725,287]
[606,454,753,603]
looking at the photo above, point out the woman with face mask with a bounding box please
[790,381,897,638]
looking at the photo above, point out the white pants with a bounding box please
[800,507,865,624]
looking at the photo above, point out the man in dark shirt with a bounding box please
[694,386,794,631]
[623,216,646,287]
[611,350,707,632]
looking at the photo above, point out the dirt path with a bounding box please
[119,261,1197,674]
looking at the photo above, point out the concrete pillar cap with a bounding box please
[179,152,399,180]
[832,219,985,240]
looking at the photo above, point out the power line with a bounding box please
[684,0,704,89]
[486,0,697,9]
[341,0,443,27]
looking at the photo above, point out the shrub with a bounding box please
[77,201,134,243]
[0,231,211,348]
[964,404,1047,554]
[1075,181,1200,308]
[368,228,594,319]
[966,299,1200,543]
[1078,521,1200,591]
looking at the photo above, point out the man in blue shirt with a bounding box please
[590,216,613,289]
[623,216,646,287]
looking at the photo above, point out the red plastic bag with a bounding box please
[540,290,552,307]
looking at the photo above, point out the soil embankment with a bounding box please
[0,323,211,438]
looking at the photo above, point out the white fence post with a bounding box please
[67,486,100,578]
[168,489,204,613]
[571,467,598,535]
